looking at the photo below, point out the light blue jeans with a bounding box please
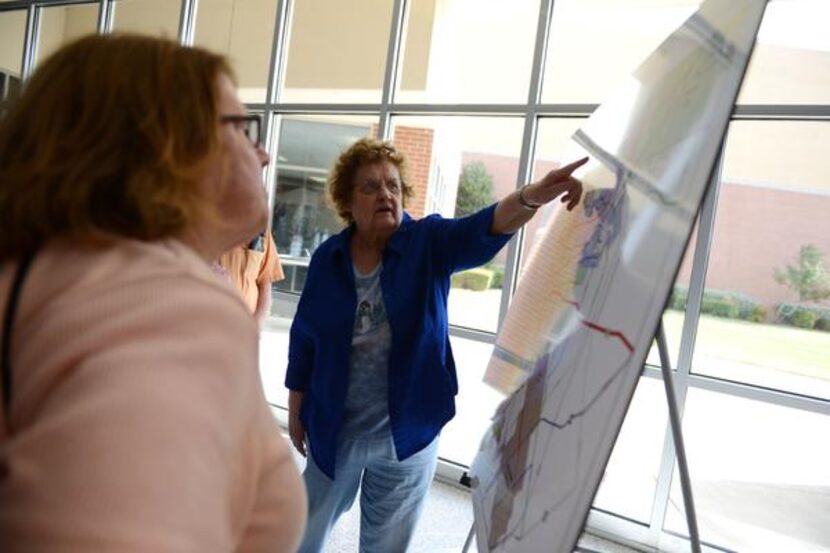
[298,434,439,553]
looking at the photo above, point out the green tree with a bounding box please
[455,161,495,217]
[774,244,830,302]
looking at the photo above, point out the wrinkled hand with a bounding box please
[527,156,588,211]
[288,414,306,457]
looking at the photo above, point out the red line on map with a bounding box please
[551,290,580,309]
[581,320,635,352]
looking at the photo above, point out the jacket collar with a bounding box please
[330,212,414,259]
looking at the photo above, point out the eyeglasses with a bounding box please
[358,178,401,196]
[220,114,261,147]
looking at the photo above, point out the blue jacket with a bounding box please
[285,204,513,478]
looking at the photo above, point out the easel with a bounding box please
[461,322,701,553]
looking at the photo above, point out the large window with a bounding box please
[193,0,280,103]
[693,120,830,400]
[7,2,828,552]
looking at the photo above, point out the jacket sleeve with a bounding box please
[427,203,514,275]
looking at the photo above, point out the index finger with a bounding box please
[557,156,589,176]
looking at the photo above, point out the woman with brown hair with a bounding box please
[0,34,305,551]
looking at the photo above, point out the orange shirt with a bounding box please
[218,232,284,314]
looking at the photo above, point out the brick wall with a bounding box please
[392,126,434,219]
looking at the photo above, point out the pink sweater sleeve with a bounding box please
[0,242,305,552]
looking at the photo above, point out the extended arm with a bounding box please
[491,157,587,235]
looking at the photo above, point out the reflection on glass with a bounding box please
[693,121,830,399]
[396,0,539,104]
[542,1,700,104]
[111,0,180,38]
[665,388,830,551]
[593,377,666,523]
[36,5,98,68]
[281,0,392,103]
[0,10,26,98]
[737,0,830,105]
[193,0,279,104]
[390,116,525,333]
[270,115,375,293]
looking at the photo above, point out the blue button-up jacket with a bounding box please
[285,204,513,479]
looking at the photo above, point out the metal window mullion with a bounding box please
[259,102,600,116]
[20,4,40,80]
[685,372,830,416]
[2,0,100,10]
[177,0,196,46]
[647,146,726,543]
[266,0,292,105]
[646,362,830,413]
[449,325,497,346]
[262,0,293,212]
[733,104,830,120]
[97,0,113,33]
[497,0,555,329]
[377,0,407,140]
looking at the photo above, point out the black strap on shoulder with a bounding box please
[2,252,36,422]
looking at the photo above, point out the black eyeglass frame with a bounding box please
[220,114,262,148]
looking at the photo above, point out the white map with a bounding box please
[470,2,768,552]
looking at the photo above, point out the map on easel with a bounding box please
[470,2,768,552]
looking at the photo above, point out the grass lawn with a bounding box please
[661,310,830,381]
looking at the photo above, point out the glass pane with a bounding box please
[270,114,376,294]
[111,0,180,38]
[643,224,695,370]
[542,0,700,104]
[592,377,667,523]
[396,0,539,104]
[693,121,830,399]
[520,117,584,278]
[438,335,501,466]
[737,0,830,105]
[36,4,98,69]
[390,116,525,333]
[665,388,830,551]
[193,0,279,104]
[280,0,392,103]
[0,10,26,96]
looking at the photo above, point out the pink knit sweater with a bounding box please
[0,238,306,552]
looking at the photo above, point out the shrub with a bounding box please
[815,315,830,332]
[700,290,740,319]
[668,285,688,311]
[733,293,766,323]
[746,304,768,323]
[791,309,817,329]
[697,289,765,322]
[489,263,505,289]
[451,268,493,291]
[776,302,830,331]
[701,296,739,318]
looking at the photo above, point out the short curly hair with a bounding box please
[327,138,413,224]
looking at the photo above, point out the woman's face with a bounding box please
[349,160,404,237]
[204,73,270,247]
